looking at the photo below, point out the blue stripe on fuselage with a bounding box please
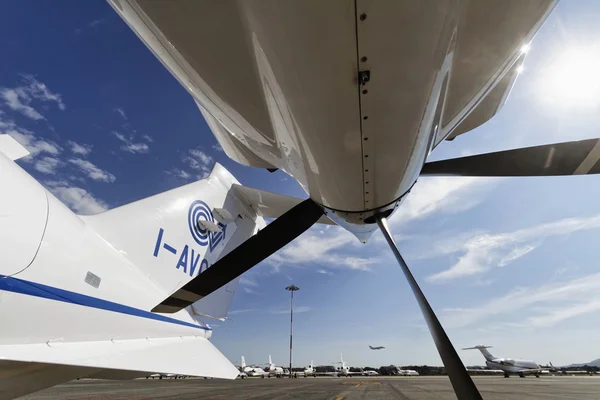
[0,275,210,331]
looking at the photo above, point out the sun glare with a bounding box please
[538,47,600,109]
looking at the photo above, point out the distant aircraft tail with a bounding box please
[462,345,495,361]
[269,355,273,366]
[241,356,246,369]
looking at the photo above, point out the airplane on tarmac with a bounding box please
[463,345,547,378]
[263,355,284,377]
[334,354,362,377]
[2,1,593,399]
[399,368,420,376]
[240,355,273,378]
[369,345,385,350]
[296,361,316,377]
[363,370,380,376]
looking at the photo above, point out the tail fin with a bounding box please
[0,134,29,160]
[241,356,246,368]
[462,345,495,361]
[269,355,273,365]
[83,163,263,317]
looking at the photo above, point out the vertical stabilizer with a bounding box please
[241,356,246,369]
[83,163,263,316]
[462,345,495,361]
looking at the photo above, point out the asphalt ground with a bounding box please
[19,375,600,400]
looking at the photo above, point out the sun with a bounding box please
[537,46,600,109]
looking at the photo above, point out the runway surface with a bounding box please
[19,376,600,400]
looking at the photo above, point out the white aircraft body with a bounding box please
[334,354,362,377]
[240,356,267,377]
[264,355,284,377]
[303,361,316,377]
[399,369,420,376]
[363,370,379,376]
[296,361,316,377]
[464,345,546,378]
[2,1,586,399]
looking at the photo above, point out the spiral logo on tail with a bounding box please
[188,200,213,246]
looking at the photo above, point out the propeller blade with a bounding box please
[152,199,324,313]
[421,138,600,177]
[377,217,482,400]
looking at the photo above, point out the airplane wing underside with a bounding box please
[0,336,238,400]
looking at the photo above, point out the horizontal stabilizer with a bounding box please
[233,184,334,225]
[421,138,600,177]
[0,135,29,161]
[0,336,239,381]
[462,345,493,350]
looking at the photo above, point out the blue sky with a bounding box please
[3,1,600,369]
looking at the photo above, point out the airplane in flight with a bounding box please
[369,345,385,350]
[463,345,547,378]
[1,1,589,399]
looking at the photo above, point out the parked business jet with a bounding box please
[301,361,316,377]
[399,368,420,376]
[363,370,380,376]
[1,0,584,398]
[334,354,363,377]
[369,345,385,350]
[463,345,546,378]
[264,355,284,377]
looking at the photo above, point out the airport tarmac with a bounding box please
[18,375,600,400]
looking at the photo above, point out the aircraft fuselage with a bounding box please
[110,0,555,240]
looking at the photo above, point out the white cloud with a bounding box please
[112,131,149,154]
[427,214,600,282]
[68,158,116,183]
[270,306,312,314]
[165,169,191,179]
[67,141,92,156]
[228,308,257,316]
[114,108,127,120]
[239,276,259,287]
[212,143,224,152]
[142,134,153,143]
[182,148,213,176]
[1,89,43,120]
[442,272,600,329]
[0,75,65,120]
[181,148,213,179]
[45,180,109,215]
[34,156,61,174]
[392,176,494,225]
[317,269,333,275]
[89,19,104,28]
[8,130,61,157]
[268,228,375,271]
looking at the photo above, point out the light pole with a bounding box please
[285,284,300,378]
